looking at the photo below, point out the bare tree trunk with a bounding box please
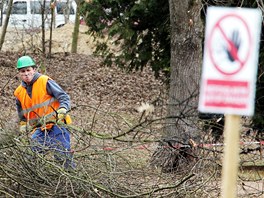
[0,1,4,26]
[151,0,203,172]
[71,0,80,53]
[41,0,46,55]
[48,1,55,58]
[64,0,70,23]
[0,0,13,51]
[166,0,203,142]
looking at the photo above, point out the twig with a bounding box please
[107,173,196,198]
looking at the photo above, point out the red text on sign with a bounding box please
[204,79,249,109]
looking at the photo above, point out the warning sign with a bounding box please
[198,7,262,116]
[208,14,252,75]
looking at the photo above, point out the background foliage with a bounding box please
[82,0,264,133]
[81,0,170,78]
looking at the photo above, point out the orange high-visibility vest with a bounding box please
[14,75,72,129]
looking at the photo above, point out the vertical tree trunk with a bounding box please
[0,0,13,51]
[166,0,203,141]
[41,0,46,55]
[48,1,55,58]
[71,0,80,53]
[64,0,70,24]
[151,0,203,172]
[0,1,4,26]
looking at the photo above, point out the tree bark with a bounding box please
[71,0,80,53]
[150,0,203,172]
[48,1,55,58]
[166,0,203,142]
[0,0,13,51]
[41,0,46,55]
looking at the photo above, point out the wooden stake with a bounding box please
[221,114,241,198]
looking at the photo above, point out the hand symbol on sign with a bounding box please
[224,30,241,62]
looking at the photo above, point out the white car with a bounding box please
[1,0,77,29]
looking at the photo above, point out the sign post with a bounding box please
[222,114,241,197]
[198,7,262,198]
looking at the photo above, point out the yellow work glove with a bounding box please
[57,108,67,124]
[19,121,31,133]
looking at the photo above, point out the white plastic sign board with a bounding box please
[198,7,262,116]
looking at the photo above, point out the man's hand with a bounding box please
[57,108,67,124]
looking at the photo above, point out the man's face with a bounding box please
[18,67,36,84]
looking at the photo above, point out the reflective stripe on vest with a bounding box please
[27,111,57,126]
[19,97,57,116]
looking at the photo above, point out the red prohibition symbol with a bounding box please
[207,13,252,75]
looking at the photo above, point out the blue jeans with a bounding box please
[31,125,75,169]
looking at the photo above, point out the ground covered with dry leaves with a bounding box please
[0,25,182,197]
[0,24,263,197]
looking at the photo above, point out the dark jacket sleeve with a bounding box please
[46,79,71,111]
[15,98,27,122]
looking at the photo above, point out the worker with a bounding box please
[14,55,75,169]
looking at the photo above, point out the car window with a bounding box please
[30,1,51,14]
[56,2,74,15]
[12,1,27,14]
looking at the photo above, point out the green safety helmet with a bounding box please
[17,56,36,69]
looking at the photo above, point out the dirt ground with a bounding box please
[1,23,96,54]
